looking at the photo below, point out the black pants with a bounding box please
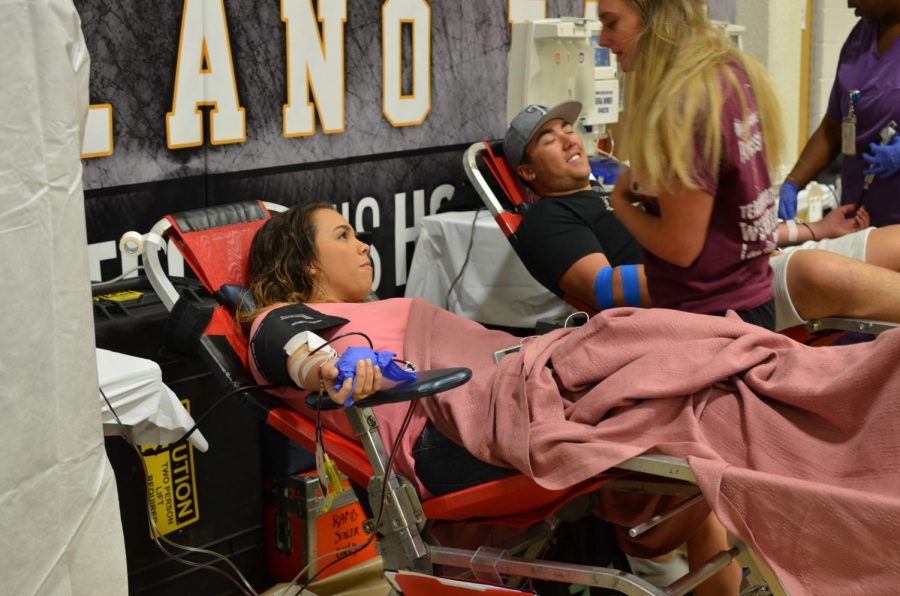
[412,422,515,496]
[712,297,775,331]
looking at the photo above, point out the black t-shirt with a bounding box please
[516,189,643,295]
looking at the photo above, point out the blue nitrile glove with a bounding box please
[778,181,799,221]
[333,346,417,407]
[863,136,900,179]
[589,156,621,185]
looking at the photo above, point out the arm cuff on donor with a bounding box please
[249,303,348,386]
[594,267,615,310]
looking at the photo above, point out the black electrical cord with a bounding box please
[140,382,276,456]
[445,207,484,308]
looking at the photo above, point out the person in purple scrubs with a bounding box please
[780,0,900,226]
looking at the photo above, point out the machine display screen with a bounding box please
[591,37,611,67]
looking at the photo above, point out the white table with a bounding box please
[405,210,573,328]
[97,348,209,451]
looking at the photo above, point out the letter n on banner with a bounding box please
[382,0,431,127]
[166,0,246,148]
[283,0,347,136]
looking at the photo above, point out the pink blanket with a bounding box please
[406,299,900,596]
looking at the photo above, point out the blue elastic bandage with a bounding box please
[620,265,642,307]
[593,267,615,310]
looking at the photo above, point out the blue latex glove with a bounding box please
[589,156,621,185]
[778,181,799,221]
[333,346,417,407]
[863,136,900,179]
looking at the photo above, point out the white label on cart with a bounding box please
[591,79,619,125]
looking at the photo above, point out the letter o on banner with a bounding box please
[382,0,431,126]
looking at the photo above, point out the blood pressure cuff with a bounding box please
[249,304,349,386]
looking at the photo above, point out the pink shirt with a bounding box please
[248,298,433,496]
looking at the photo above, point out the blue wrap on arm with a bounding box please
[620,265,642,307]
[593,267,615,310]
[334,346,417,407]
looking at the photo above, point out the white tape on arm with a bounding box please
[785,220,799,244]
[285,331,337,389]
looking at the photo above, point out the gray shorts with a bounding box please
[770,228,874,331]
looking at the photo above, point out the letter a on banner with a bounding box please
[382,0,431,127]
[167,0,246,148]
[283,0,347,136]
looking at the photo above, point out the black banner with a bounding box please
[78,0,587,295]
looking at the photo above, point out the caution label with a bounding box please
[142,399,200,537]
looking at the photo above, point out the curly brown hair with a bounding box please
[241,201,334,322]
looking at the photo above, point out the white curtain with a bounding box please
[0,0,127,593]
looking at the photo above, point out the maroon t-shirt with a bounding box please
[641,64,777,315]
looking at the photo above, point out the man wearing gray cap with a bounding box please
[504,101,647,312]
[504,101,900,332]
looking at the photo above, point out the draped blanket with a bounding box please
[405,299,900,596]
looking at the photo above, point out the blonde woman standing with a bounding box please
[600,0,784,330]
[597,1,780,593]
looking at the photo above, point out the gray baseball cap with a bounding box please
[503,101,583,172]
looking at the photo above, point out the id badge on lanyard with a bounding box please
[842,89,862,156]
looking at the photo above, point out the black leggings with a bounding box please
[412,422,515,496]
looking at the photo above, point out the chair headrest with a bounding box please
[170,201,269,233]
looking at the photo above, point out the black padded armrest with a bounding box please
[304,367,471,411]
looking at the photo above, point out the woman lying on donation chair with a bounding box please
[241,200,722,593]
[240,201,900,596]
[241,201,518,496]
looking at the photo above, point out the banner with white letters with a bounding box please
[80,0,594,295]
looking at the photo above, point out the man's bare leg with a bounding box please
[865,225,900,272]
[786,249,900,323]
[686,513,741,596]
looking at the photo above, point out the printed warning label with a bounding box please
[142,399,200,537]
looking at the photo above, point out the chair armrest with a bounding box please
[304,367,471,411]
[614,454,697,483]
[806,317,898,336]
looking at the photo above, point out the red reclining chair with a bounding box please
[142,199,785,595]
[462,140,897,345]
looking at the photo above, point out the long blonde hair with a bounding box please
[617,0,783,192]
